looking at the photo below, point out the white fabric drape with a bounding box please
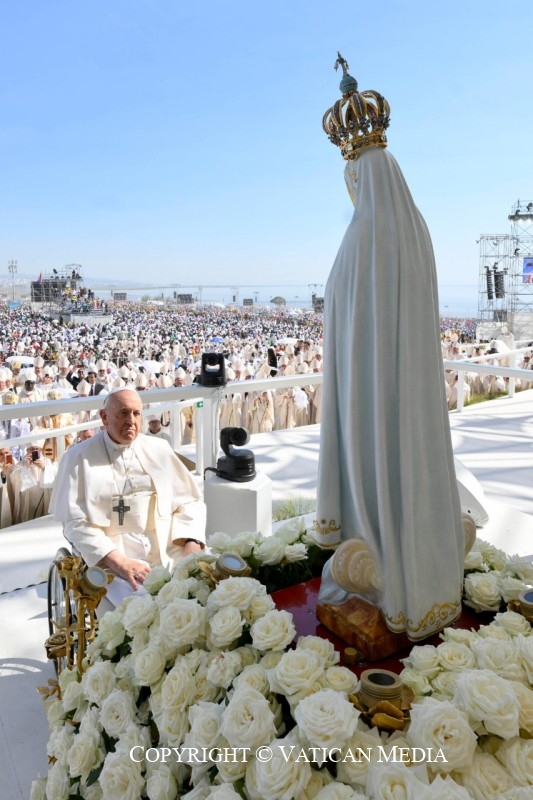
[315,147,464,640]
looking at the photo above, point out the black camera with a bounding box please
[216,427,256,482]
[31,449,40,462]
[199,353,226,387]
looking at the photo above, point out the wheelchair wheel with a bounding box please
[47,547,78,674]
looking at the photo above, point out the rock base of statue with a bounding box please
[316,596,410,662]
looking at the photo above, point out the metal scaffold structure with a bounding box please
[477,200,533,340]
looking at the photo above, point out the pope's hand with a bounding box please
[97,551,151,590]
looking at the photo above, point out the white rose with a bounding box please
[159,599,207,649]
[206,650,243,688]
[90,609,126,654]
[477,623,511,641]
[47,725,74,762]
[494,737,533,787]
[423,775,472,799]
[270,649,325,696]
[399,666,432,698]
[145,762,178,800]
[45,760,71,800]
[245,738,313,800]
[463,548,485,570]
[80,783,104,800]
[407,697,477,772]
[430,670,459,700]
[335,725,382,787]
[206,576,264,612]
[439,627,476,646]
[455,751,515,800]
[215,531,259,557]
[453,669,520,739]
[296,635,340,667]
[206,785,244,800]
[493,610,532,637]
[234,644,261,667]
[402,644,441,678]
[504,555,533,582]
[365,761,429,800]
[436,641,476,672]
[46,697,66,726]
[191,670,223,704]
[133,642,167,686]
[516,634,533,684]
[143,564,171,595]
[99,688,137,738]
[314,783,365,800]
[158,705,189,747]
[233,664,271,695]
[251,609,296,652]
[121,592,157,636]
[208,605,245,649]
[179,782,212,800]
[162,663,197,710]
[207,531,234,551]
[220,686,276,749]
[284,542,308,563]
[99,749,145,800]
[156,577,200,607]
[57,666,80,694]
[260,650,284,670]
[476,540,507,571]
[68,730,104,781]
[183,701,224,753]
[509,681,533,735]
[294,689,359,752]
[498,576,530,603]
[81,660,117,706]
[214,736,248,783]
[324,666,359,695]
[275,517,307,544]
[464,572,503,612]
[471,638,526,683]
[253,536,287,565]
[61,678,85,713]
[192,580,212,606]
[29,777,47,800]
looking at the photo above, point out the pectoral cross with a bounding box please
[112,496,130,526]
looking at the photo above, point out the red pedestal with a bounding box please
[272,577,490,676]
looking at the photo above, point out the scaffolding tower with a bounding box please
[477,200,533,338]
[30,265,85,317]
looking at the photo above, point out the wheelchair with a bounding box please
[45,546,111,675]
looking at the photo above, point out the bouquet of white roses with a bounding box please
[32,529,533,799]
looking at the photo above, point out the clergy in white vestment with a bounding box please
[50,388,206,602]
[315,55,464,641]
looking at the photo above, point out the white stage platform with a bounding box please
[1,391,533,799]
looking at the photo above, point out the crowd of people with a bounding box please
[0,301,530,528]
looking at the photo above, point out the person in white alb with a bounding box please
[50,388,206,604]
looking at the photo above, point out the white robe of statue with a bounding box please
[315,147,464,641]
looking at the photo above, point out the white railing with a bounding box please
[0,353,531,473]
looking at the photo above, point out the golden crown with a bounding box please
[322,53,390,160]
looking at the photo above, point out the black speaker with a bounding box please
[200,352,226,386]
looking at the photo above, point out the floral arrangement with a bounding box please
[31,524,533,800]
[462,537,533,613]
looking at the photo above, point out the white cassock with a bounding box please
[315,147,464,641]
[50,430,206,578]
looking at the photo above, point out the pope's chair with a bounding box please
[45,546,110,675]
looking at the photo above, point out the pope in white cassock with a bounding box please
[50,388,206,605]
[315,55,465,641]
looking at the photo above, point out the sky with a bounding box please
[1,1,532,309]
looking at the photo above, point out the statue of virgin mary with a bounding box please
[314,55,465,640]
